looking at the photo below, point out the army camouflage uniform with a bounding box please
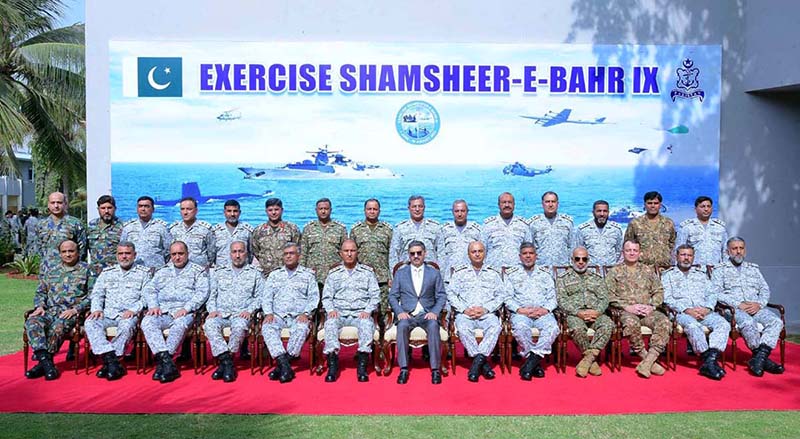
[606,262,671,354]
[556,268,614,352]
[262,265,319,358]
[624,215,676,267]
[676,218,728,268]
[250,221,301,275]
[141,262,209,355]
[212,222,253,267]
[25,261,91,354]
[321,263,380,354]
[85,264,150,356]
[575,220,623,267]
[529,213,575,267]
[301,219,347,285]
[35,215,87,274]
[0,217,13,250]
[349,220,393,316]
[712,261,782,350]
[203,264,263,357]
[481,215,531,270]
[87,217,124,277]
[435,220,482,283]
[23,216,40,257]
[120,218,173,268]
[389,218,440,269]
[662,267,730,353]
[506,265,560,357]
[447,265,507,357]
[169,220,216,268]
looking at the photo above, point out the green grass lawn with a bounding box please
[1,276,797,439]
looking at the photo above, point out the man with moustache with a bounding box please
[251,198,301,275]
[575,200,624,267]
[120,196,173,268]
[169,197,215,268]
[212,200,254,267]
[36,192,87,274]
[301,198,347,288]
[350,199,393,318]
[436,199,482,283]
[389,195,440,269]
[481,192,532,269]
[87,195,124,277]
[529,191,575,267]
[624,191,676,267]
[677,196,728,268]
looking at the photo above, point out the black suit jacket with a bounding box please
[388,263,447,316]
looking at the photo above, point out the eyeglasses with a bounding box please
[573,257,589,262]
[409,251,423,256]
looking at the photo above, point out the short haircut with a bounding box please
[117,241,136,251]
[57,239,77,251]
[229,240,248,251]
[675,244,694,254]
[541,191,559,201]
[408,195,424,206]
[643,191,663,202]
[592,200,609,210]
[452,199,468,209]
[316,198,332,207]
[498,192,514,202]
[283,242,300,252]
[623,238,640,247]
[265,198,282,208]
[408,240,426,251]
[97,195,116,207]
[519,241,536,253]
[694,196,713,207]
[727,236,745,247]
[224,199,240,209]
[364,198,381,208]
[179,197,197,208]
[137,196,155,207]
[170,240,188,253]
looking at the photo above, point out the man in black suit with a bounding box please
[389,240,447,384]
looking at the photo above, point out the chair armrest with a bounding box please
[663,304,679,319]
[766,303,785,316]
[23,308,35,320]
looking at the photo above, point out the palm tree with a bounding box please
[0,0,85,203]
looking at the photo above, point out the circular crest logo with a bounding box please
[395,101,440,145]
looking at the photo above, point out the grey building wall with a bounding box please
[86,0,800,330]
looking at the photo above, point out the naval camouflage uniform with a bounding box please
[262,265,319,358]
[321,263,380,354]
[85,265,150,356]
[624,215,676,267]
[676,218,728,268]
[301,219,347,286]
[506,265,560,357]
[529,213,575,267]
[203,264,263,357]
[141,262,209,355]
[250,221,301,275]
[436,220,482,283]
[447,265,506,357]
[556,268,614,352]
[575,219,623,267]
[25,261,91,354]
[350,220,393,316]
[120,218,173,268]
[712,261,782,350]
[606,262,671,354]
[389,218,440,270]
[23,216,40,257]
[481,215,531,270]
[662,267,730,353]
[87,216,124,277]
[169,220,216,268]
[212,221,253,267]
[35,214,87,274]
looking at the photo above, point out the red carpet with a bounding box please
[1,339,798,415]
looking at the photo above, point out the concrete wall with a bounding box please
[85,0,800,330]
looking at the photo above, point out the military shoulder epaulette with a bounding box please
[351,220,364,229]
[578,220,593,230]
[452,264,469,273]
[88,218,100,227]
[486,266,503,275]
[483,216,497,224]
[530,214,544,222]
[357,263,375,272]
[328,263,345,273]
[441,221,454,228]
[302,220,317,229]
[679,218,696,228]
[212,264,231,273]
[560,213,573,223]
[662,266,676,273]
[396,219,412,227]
[268,265,284,274]
[123,218,138,227]
[196,220,212,229]
[151,218,168,226]
[710,218,726,227]
[536,265,552,275]
[168,221,181,230]
[188,262,206,273]
[557,269,571,278]
[132,264,151,274]
[331,219,346,228]
[424,218,440,226]
[607,221,622,230]
[504,266,521,274]
[101,264,117,273]
[746,261,759,268]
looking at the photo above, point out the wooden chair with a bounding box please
[312,309,383,376]
[255,308,320,376]
[82,312,143,375]
[22,309,85,374]
[197,309,261,375]
[135,309,204,374]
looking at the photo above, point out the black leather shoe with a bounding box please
[239,342,251,361]
[277,354,294,383]
[468,355,484,382]
[212,364,225,380]
[25,362,45,379]
[40,352,59,381]
[397,369,410,384]
[104,352,126,381]
[325,353,339,383]
[519,353,536,381]
[431,369,442,385]
[532,363,546,378]
[96,364,109,379]
[748,345,768,377]
[152,352,166,381]
[763,357,785,375]
[268,364,282,381]
[66,341,76,361]
[160,355,180,383]
[481,359,496,380]
[356,352,370,382]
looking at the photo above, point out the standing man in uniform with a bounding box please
[529,191,575,267]
[262,242,319,383]
[85,242,151,380]
[448,241,506,382]
[169,197,215,268]
[250,198,301,275]
[212,200,253,268]
[481,192,531,270]
[141,241,209,383]
[624,191,676,267]
[436,199,481,283]
[557,247,614,377]
[575,200,623,267]
[606,239,671,378]
[506,243,560,380]
[120,196,173,268]
[23,208,40,257]
[35,192,87,274]
[321,239,380,383]
[301,198,347,289]
[203,241,263,382]
[677,196,728,268]
[662,244,729,380]
[350,198,393,319]
[87,195,124,277]
[24,240,91,380]
[712,237,784,376]
[389,195,440,270]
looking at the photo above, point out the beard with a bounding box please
[571,262,587,274]
[678,261,693,270]
[730,255,744,265]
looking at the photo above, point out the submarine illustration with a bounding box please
[154,182,273,206]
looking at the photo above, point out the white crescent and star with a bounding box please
[147,66,171,90]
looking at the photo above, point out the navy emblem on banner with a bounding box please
[137,57,183,97]
[670,58,704,102]
[396,101,440,145]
